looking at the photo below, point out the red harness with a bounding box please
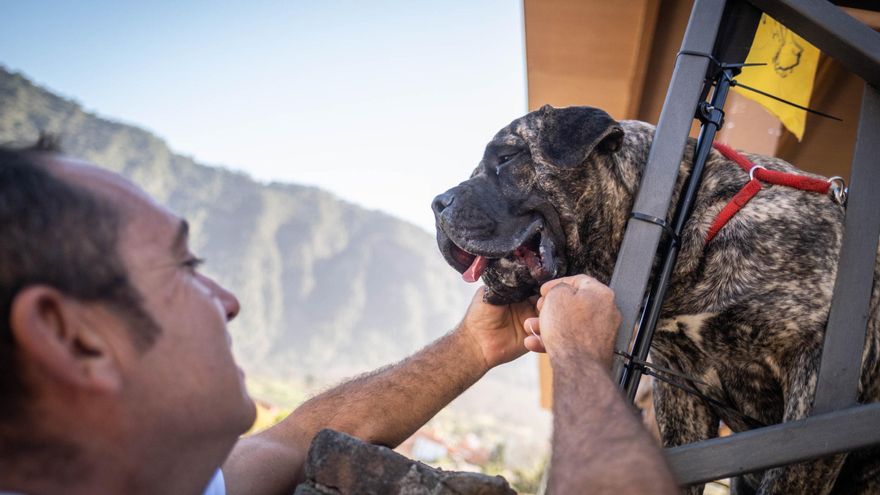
[705,143,835,243]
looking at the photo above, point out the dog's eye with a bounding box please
[497,152,521,166]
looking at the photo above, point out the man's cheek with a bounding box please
[161,272,189,305]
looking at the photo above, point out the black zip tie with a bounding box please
[677,50,767,72]
[615,350,710,386]
[615,350,767,428]
[630,212,678,246]
[730,79,843,122]
[678,54,842,122]
[677,50,721,68]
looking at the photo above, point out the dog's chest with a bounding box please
[650,314,788,429]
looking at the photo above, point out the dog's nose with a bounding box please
[432,191,455,216]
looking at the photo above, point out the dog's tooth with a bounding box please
[539,232,557,277]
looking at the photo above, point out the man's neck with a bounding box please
[1,429,234,495]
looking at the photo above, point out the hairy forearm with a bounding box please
[224,328,487,494]
[224,329,485,495]
[224,288,533,494]
[274,326,486,451]
[549,358,678,494]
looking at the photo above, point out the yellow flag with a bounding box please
[733,14,820,140]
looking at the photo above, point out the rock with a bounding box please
[294,429,516,495]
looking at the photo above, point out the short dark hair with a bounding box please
[0,141,160,425]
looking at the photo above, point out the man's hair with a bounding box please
[0,139,160,425]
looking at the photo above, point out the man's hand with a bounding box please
[524,275,678,494]
[456,286,538,370]
[522,275,621,368]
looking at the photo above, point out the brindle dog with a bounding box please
[432,105,880,494]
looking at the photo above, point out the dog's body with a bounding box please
[432,106,880,494]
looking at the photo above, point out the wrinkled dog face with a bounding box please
[433,105,623,304]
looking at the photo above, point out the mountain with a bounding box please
[0,66,479,379]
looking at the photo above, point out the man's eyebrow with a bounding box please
[172,220,190,254]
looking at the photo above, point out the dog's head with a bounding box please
[433,105,626,304]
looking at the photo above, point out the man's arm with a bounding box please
[223,287,536,495]
[524,275,678,494]
[551,354,677,494]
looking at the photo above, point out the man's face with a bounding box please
[54,157,256,444]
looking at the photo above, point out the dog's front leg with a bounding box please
[757,349,847,495]
[654,377,719,495]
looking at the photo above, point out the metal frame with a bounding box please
[617,0,762,403]
[607,0,880,486]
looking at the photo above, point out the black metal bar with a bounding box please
[812,84,880,415]
[747,0,880,87]
[712,0,764,65]
[620,69,737,401]
[667,402,880,486]
[610,0,728,384]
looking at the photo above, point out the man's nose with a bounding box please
[432,190,455,216]
[222,288,241,321]
[212,281,241,321]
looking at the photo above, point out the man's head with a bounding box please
[0,142,255,482]
[0,141,158,422]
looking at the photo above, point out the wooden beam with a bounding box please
[524,0,661,119]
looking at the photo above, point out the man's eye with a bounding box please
[182,257,205,271]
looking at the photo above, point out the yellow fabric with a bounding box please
[733,14,820,140]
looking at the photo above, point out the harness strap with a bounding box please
[705,143,833,243]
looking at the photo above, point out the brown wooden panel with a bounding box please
[637,0,696,123]
[538,353,553,410]
[843,7,880,30]
[777,56,865,180]
[524,0,660,119]
[716,92,783,156]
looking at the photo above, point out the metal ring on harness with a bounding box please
[749,164,766,181]
[828,176,848,206]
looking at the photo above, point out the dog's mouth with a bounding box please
[449,229,555,283]
[438,219,565,303]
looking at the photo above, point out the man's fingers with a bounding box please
[524,317,541,337]
[524,335,546,353]
[523,317,545,352]
[539,277,570,296]
[539,274,595,296]
[571,274,594,290]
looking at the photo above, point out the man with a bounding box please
[0,143,676,494]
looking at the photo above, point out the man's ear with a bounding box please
[9,286,123,393]
[533,105,624,168]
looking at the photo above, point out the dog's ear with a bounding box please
[534,105,624,168]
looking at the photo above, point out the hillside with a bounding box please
[0,66,478,379]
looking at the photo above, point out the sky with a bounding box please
[2,0,528,233]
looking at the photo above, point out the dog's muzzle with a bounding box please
[432,183,565,303]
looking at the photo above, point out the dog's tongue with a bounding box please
[462,255,489,283]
